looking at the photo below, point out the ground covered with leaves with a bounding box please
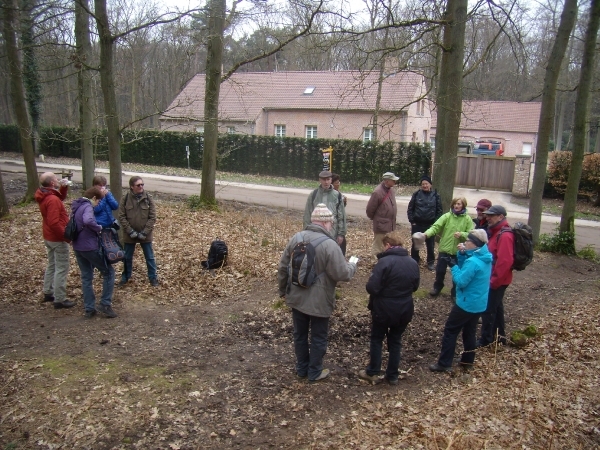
[1,179,599,449]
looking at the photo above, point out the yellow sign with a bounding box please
[322,146,333,172]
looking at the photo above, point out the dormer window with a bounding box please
[303,86,315,95]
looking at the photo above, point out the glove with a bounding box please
[138,233,147,240]
[111,221,120,231]
[443,256,458,268]
[129,230,139,239]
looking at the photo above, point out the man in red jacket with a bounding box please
[477,205,513,347]
[366,172,399,255]
[34,172,75,309]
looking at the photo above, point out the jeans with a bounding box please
[479,285,508,346]
[410,223,435,264]
[74,249,115,312]
[366,320,408,382]
[438,304,480,368]
[122,242,157,282]
[434,251,456,298]
[43,240,70,303]
[292,308,329,381]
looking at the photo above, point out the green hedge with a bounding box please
[0,124,431,184]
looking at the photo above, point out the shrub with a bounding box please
[537,227,576,255]
[547,151,600,202]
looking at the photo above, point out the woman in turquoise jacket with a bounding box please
[416,197,473,299]
[429,229,492,372]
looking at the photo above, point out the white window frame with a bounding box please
[306,126,317,139]
[363,128,373,142]
[275,124,286,138]
[522,142,532,155]
[227,126,236,134]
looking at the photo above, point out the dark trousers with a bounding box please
[438,304,480,368]
[339,236,347,256]
[434,252,456,298]
[410,223,435,264]
[292,308,329,381]
[479,285,508,346]
[366,320,408,382]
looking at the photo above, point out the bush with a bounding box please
[547,151,600,202]
[537,227,576,255]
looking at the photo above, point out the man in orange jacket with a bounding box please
[34,172,75,309]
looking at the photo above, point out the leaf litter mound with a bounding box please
[0,192,599,449]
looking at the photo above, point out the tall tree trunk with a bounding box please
[3,0,38,202]
[0,170,9,217]
[75,0,94,189]
[559,0,600,244]
[432,0,467,210]
[200,0,225,206]
[20,0,41,156]
[554,93,565,151]
[94,0,122,196]
[372,0,391,142]
[528,0,578,243]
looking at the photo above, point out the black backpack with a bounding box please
[63,214,79,241]
[497,222,534,271]
[288,233,330,289]
[202,239,228,270]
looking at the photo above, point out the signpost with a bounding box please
[322,146,333,173]
[186,146,190,169]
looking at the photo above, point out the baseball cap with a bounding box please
[483,205,507,216]
[382,172,399,181]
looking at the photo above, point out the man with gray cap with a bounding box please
[279,204,358,382]
[366,172,399,255]
[477,205,513,348]
[303,170,347,248]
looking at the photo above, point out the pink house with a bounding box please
[160,71,432,143]
[430,101,542,157]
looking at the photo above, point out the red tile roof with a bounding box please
[430,100,541,133]
[162,71,425,121]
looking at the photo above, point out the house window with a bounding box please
[303,86,315,95]
[412,132,417,142]
[227,126,236,134]
[196,126,204,133]
[421,100,426,116]
[306,126,317,139]
[423,130,428,143]
[416,101,421,116]
[522,142,532,155]
[363,128,373,142]
[275,124,286,137]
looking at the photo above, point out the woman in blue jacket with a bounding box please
[429,229,492,372]
[92,175,119,228]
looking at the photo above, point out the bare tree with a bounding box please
[2,0,38,202]
[432,0,468,210]
[559,0,600,246]
[528,0,578,243]
[0,171,9,217]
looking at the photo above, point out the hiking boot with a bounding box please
[118,279,128,287]
[358,369,383,385]
[84,310,97,319]
[97,304,118,318]
[427,261,435,271]
[54,300,75,309]
[429,363,452,373]
[429,288,441,297]
[384,376,399,386]
[296,373,307,380]
[150,279,159,287]
[43,294,54,303]
[309,369,330,382]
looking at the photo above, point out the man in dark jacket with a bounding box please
[477,205,514,348]
[366,172,399,255]
[473,199,492,230]
[34,172,75,309]
[118,176,158,286]
[407,175,442,270]
[358,231,420,385]
[279,204,358,382]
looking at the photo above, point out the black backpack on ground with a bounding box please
[288,233,330,289]
[202,239,228,270]
[497,222,534,271]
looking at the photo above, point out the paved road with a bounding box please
[2,159,598,251]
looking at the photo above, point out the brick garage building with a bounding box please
[160,71,432,143]
[430,101,542,157]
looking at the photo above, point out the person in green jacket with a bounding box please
[414,197,473,299]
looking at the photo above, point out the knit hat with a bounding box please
[467,229,489,247]
[476,199,492,210]
[382,172,399,181]
[311,203,334,223]
[420,175,432,185]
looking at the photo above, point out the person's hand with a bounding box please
[138,233,147,240]
[453,231,461,239]
[59,178,72,187]
[443,256,457,268]
[457,243,466,253]
[129,230,138,239]
[336,235,344,245]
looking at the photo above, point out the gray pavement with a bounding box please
[2,158,598,251]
